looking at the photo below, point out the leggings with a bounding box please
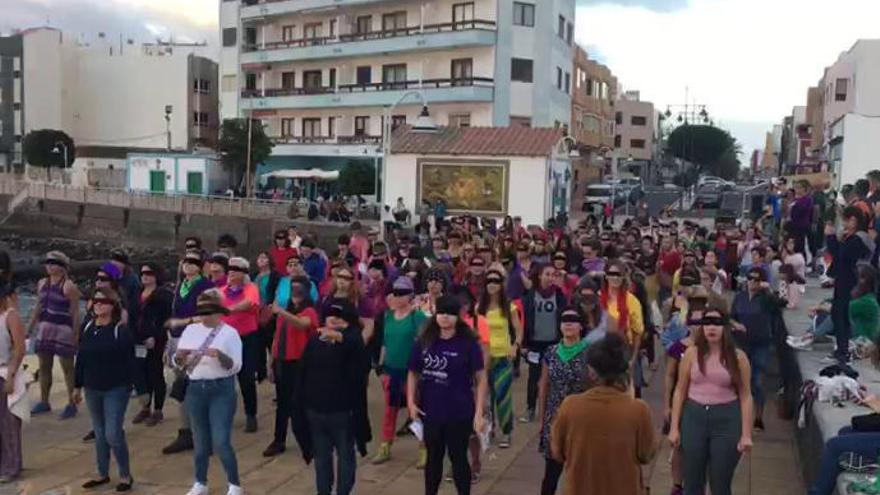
[37,353,75,404]
[135,351,167,412]
[237,332,261,417]
[541,457,564,495]
[680,399,742,495]
[424,419,472,495]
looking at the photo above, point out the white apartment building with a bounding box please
[613,90,655,177]
[0,27,218,177]
[821,39,880,188]
[219,0,575,188]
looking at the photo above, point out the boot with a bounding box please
[371,442,391,465]
[162,429,194,455]
[132,408,151,425]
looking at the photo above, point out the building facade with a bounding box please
[614,90,654,177]
[0,34,23,172]
[0,27,219,178]
[570,45,616,196]
[219,0,575,188]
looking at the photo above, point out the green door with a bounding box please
[149,170,166,193]
[187,172,204,195]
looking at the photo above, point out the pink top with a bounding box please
[220,283,261,337]
[688,353,738,405]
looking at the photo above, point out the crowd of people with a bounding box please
[0,169,880,494]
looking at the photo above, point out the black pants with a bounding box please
[526,348,547,413]
[256,318,275,381]
[134,350,166,411]
[832,291,852,362]
[541,457,564,495]
[238,332,261,417]
[424,419,471,495]
[273,360,302,445]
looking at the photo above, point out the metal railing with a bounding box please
[270,135,383,145]
[241,77,494,99]
[241,20,496,53]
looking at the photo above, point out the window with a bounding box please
[281,72,296,90]
[328,117,335,138]
[356,66,372,85]
[221,75,236,92]
[193,78,200,93]
[382,11,407,32]
[630,139,646,149]
[281,118,295,136]
[304,22,322,39]
[281,25,295,41]
[556,67,562,90]
[513,2,535,27]
[614,134,621,147]
[449,113,471,128]
[453,2,475,29]
[558,15,565,39]
[382,64,407,89]
[511,58,533,83]
[245,73,257,91]
[510,116,531,127]
[302,118,321,138]
[585,78,593,96]
[566,22,573,45]
[835,78,848,102]
[303,70,322,90]
[329,19,337,37]
[451,58,473,85]
[564,72,570,93]
[222,28,236,47]
[391,115,407,130]
[356,15,372,34]
[615,111,622,125]
[193,112,209,127]
[354,116,369,136]
[631,115,647,126]
[244,27,257,46]
[329,68,336,88]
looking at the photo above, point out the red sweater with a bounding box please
[273,307,319,361]
[270,246,298,275]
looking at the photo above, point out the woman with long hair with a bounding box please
[477,268,523,448]
[416,268,448,317]
[254,251,280,383]
[319,265,361,316]
[0,276,26,482]
[849,263,880,342]
[407,295,487,495]
[668,306,753,495]
[76,288,135,492]
[537,306,590,495]
[600,260,645,361]
[131,262,173,427]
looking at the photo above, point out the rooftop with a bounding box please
[390,126,565,157]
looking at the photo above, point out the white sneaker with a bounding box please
[186,483,209,495]
[227,485,243,495]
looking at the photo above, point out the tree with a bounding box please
[218,118,274,192]
[23,129,76,182]
[337,160,376,196]
[666,124,740,180]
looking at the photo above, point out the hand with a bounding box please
[271,303,282,315]
[72,388,83,405]
[732,322,746,333]
[667,429,680,449]
[759,281,771,290]
[737,435,753,453]
[2,377,13,395]
[824,223,836,236]
[408,403,425,422]
[144,337,156,350]
[474,414,485,435]
[861,394,880,413]
[204,348,219,358]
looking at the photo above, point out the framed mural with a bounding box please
[417,159,509,216]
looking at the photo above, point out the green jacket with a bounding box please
[849,293,880,340]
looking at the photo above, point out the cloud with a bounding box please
[576,0,689,12]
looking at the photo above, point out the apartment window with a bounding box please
[556,67,562,90]
[382,64,407,89]
[566,22,573,45]
[328,68,336,88]
[304,22,322,39]
[245,73,257,91]
[835,78,848,102]
[193,79,200,93]
[281,118,295,136]
[354,116,369,136]
[281,25,295,41]
[356,66,372,85]
[328,117,336,138]
[356,15,372,34]
[193,79,210,94]
[281,72,296,90]
[511,58,533,83]
[329,19,337,37]
[449,113,471,128]
[630,139,646,149]
[302,118,321,138]
[614,134,621,147]
[558,16,565,39]
[513,2,535,27]
[391,115,407,130]
[453,2,475,29]
[585,78,593,96]
[193,112,209,127]
[631,115,647,126]
[451,58,473,85]
[615,111,622,125]
[222,28,236,47]
[382,11,407,33]
[303,70,322,90]
[221,75,236,92]
[244,27,257,46]
[510,116,531,127]
[564,72,570,94]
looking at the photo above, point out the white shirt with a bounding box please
[177,322,242,380]
[291,235,303,250]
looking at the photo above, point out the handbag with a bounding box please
[169,373,188,402]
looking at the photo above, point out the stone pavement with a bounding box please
[14,339,805,495]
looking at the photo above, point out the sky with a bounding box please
[4,0,880,156]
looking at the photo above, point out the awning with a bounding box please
[261,168,340,181]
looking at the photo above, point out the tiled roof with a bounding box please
[390,126,565,157]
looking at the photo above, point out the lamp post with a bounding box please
[51,141,68,184]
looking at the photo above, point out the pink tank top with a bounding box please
[688,353,738,405]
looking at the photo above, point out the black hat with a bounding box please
[325,302,358,326]
[110,248,130,265]
[435,295,462,316]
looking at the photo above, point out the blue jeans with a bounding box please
[813,312,834,338]
[745,342,770,408]
[307,410,356,495]
[186,376,239,486]
[84,386,131,479]
[809,426,880,495]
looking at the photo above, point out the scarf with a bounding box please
[556,339,588,363]
[179,275,203,300]
[224,283,244,300]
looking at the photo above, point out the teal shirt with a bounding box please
[274,276,319,308]
[849,293,880,340]
[383,309,427,371]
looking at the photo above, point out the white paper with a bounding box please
[409,419,424,442]
[135,345,148,358]
[526,351,541,365]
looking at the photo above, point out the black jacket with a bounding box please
[134,287,173,349]
[75,320,135,391]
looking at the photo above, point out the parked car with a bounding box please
[693,181,735,209]
[582,184,626,212]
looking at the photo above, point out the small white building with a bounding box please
[126,153,226,195]
[386,126,568,226]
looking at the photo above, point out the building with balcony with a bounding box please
[0,27,219,180]
[220,0,575,197]
[614,90,655,176]
[570,45,616,197]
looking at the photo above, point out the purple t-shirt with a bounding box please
[408,334,484,423]
[790,195,814,231]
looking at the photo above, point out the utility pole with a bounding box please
[245,111,253,198]
[164,105,173,151]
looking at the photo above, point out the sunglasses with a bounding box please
[701,317,725,326]
[140,270,156,277]
[275,237,287,241]
[93,298,115,306]
[183,259,202,266]
[184,243,198,249]
[336,274,354,281]
[560,314,582,323]
[436,311,458,317]
[486,278,503,285]
[96,275,112,282]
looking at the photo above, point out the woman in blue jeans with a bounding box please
[175,290,243,495]
[74,288,135,492]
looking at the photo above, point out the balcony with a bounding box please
[268,135,384,157]
[241,77,495,110]
[240,21,496,64]
[241,0,398,20]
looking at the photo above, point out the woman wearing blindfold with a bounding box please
[600,261,645,387]
[668,307,753,495]
[130,263,173,428]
